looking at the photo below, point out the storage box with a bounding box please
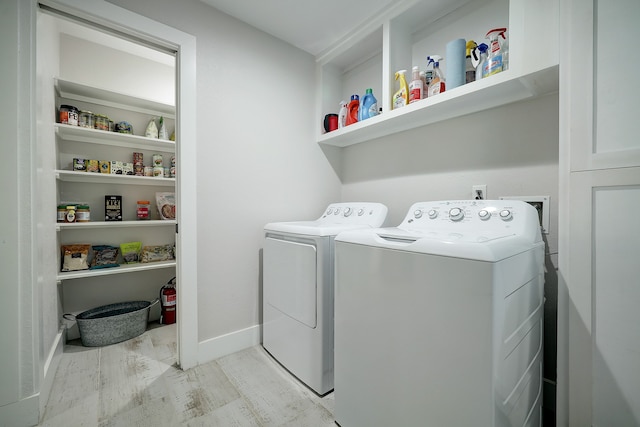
[105,195,122,221]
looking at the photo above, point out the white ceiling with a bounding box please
[199,0,396,56]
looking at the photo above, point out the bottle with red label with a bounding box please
[409,66,423,103]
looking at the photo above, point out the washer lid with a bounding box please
[336,227,542,262]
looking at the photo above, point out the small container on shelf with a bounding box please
[57,205,67,223]
[59,105,79,126]
[64,205,77,223]
[78,111,94,129]
[136,200,150,220]
[76,205,90,222]
[105,195,122,221]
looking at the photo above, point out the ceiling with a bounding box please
[199,0,397,56]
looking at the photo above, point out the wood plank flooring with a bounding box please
[39,323,335,426]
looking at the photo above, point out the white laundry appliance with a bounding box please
[263,202,388,395]
[334,200,545,427]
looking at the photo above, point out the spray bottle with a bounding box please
[499,29,509,71]
[338,101,348,129]
[473,43,488,80]
[409,66,423,104]
[427,55,445,97]
[345,94,359,126]
[484,27,507,77]
[465,40,478,84]
[392,70,409,109]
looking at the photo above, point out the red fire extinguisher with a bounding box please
[160,277,177,325]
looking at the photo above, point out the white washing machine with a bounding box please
[263,202,388,395]
[334,200,545,427]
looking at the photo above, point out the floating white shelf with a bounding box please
[57,260,176,282]
[56,220,176,231]
[56,170,175,186]
[55,123,176,152]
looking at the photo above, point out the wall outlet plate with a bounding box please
[499,195,550,234]
[472,184,487,200]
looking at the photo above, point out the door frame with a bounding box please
[37,0,199,369]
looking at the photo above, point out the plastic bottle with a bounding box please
[427,55,445,97]
[409,66,423,104]
[419,71,427,99]
[484,27,507,77]
[393,70,409,109]
[474,43,489,80]
[499,29,509,71]
[360,88,378,120]
[465,40,478,84]
[338,101,348,129]
[345,94,359,126]
[424,57,434,95]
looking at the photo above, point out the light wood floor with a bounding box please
[39,323,335,426]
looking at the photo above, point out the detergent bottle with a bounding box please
[484,27,507,77]
[345,94,359,126]
[409,66,423,104]
[465,40,478,84]
[360,88,378,120]
[427,55,445,97]
[393,70,409,109]
[338,101,348,129]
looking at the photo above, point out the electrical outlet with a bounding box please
[499,195,550,234]
[472,185,487,200]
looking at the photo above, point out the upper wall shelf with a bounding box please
[318,66,558,147]
[55,78,175,119]
[55,123,176,152]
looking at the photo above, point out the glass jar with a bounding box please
[59,105,79,126]
[76,205,90,222]
[57,205,67,223]
[94,114,109,131]
[137,200,150,220]
[78,111,94,129]
[64,205,77,223]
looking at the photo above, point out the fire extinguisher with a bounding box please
[160,277,177,325]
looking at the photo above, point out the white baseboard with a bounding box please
[0,394,39,427]
[197,324,261,365]
[40,328,64,416]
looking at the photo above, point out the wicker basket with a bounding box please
[64,299,159,347]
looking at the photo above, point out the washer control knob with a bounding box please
[428,209,438,219]
[414,209,423,219]
[478,209,490,220]
[334,208,341,215]
[449,207,464,221]
[499,209,513,221]
[344,207,352,217]
[326,208,333,215]
[357,208,364,216]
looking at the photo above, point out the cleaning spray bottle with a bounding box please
[484,27,507,77]
[338,101,348,129]
[409,66,423,104]
[427,55,445,97]
[393,70,409,109]
[360,88,378,121]
[499,28,509,71]
[345,94,359,126]
[473,43,489,80]
[465,40,478,84]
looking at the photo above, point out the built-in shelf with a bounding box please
[318,65,559,148]
[56,260,176,282]
[56,170,175,186]
[55,123,176,152]
[56,220,176,231]
[55,78,175,119]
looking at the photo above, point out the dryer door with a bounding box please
[264,237,317,328]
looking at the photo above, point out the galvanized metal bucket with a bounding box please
[64,299,159,347]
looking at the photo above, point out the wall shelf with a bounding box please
[55,123,176,152]
[56,220,176,231]
[57,260,176,282]
[56,170,175,186]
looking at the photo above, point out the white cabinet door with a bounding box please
[559,0,640,425]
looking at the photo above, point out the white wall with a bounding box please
[106,0,342,344]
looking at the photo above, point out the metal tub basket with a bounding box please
[64,299,159,347]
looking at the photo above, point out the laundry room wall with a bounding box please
[106,0,342,350]
[340,91,559,417]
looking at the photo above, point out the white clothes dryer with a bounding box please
[334,200,545,426]
[263,202,388,395]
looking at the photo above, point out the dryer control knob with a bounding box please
[334,208,341,215]
[449,207,464,221]
[499,209,513,221]
[478,209,490,220]
[344,207,352,217]
[414,209,423,219]
[428,209,438,219]
[357,208,364,216]
[326,208,333,215]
